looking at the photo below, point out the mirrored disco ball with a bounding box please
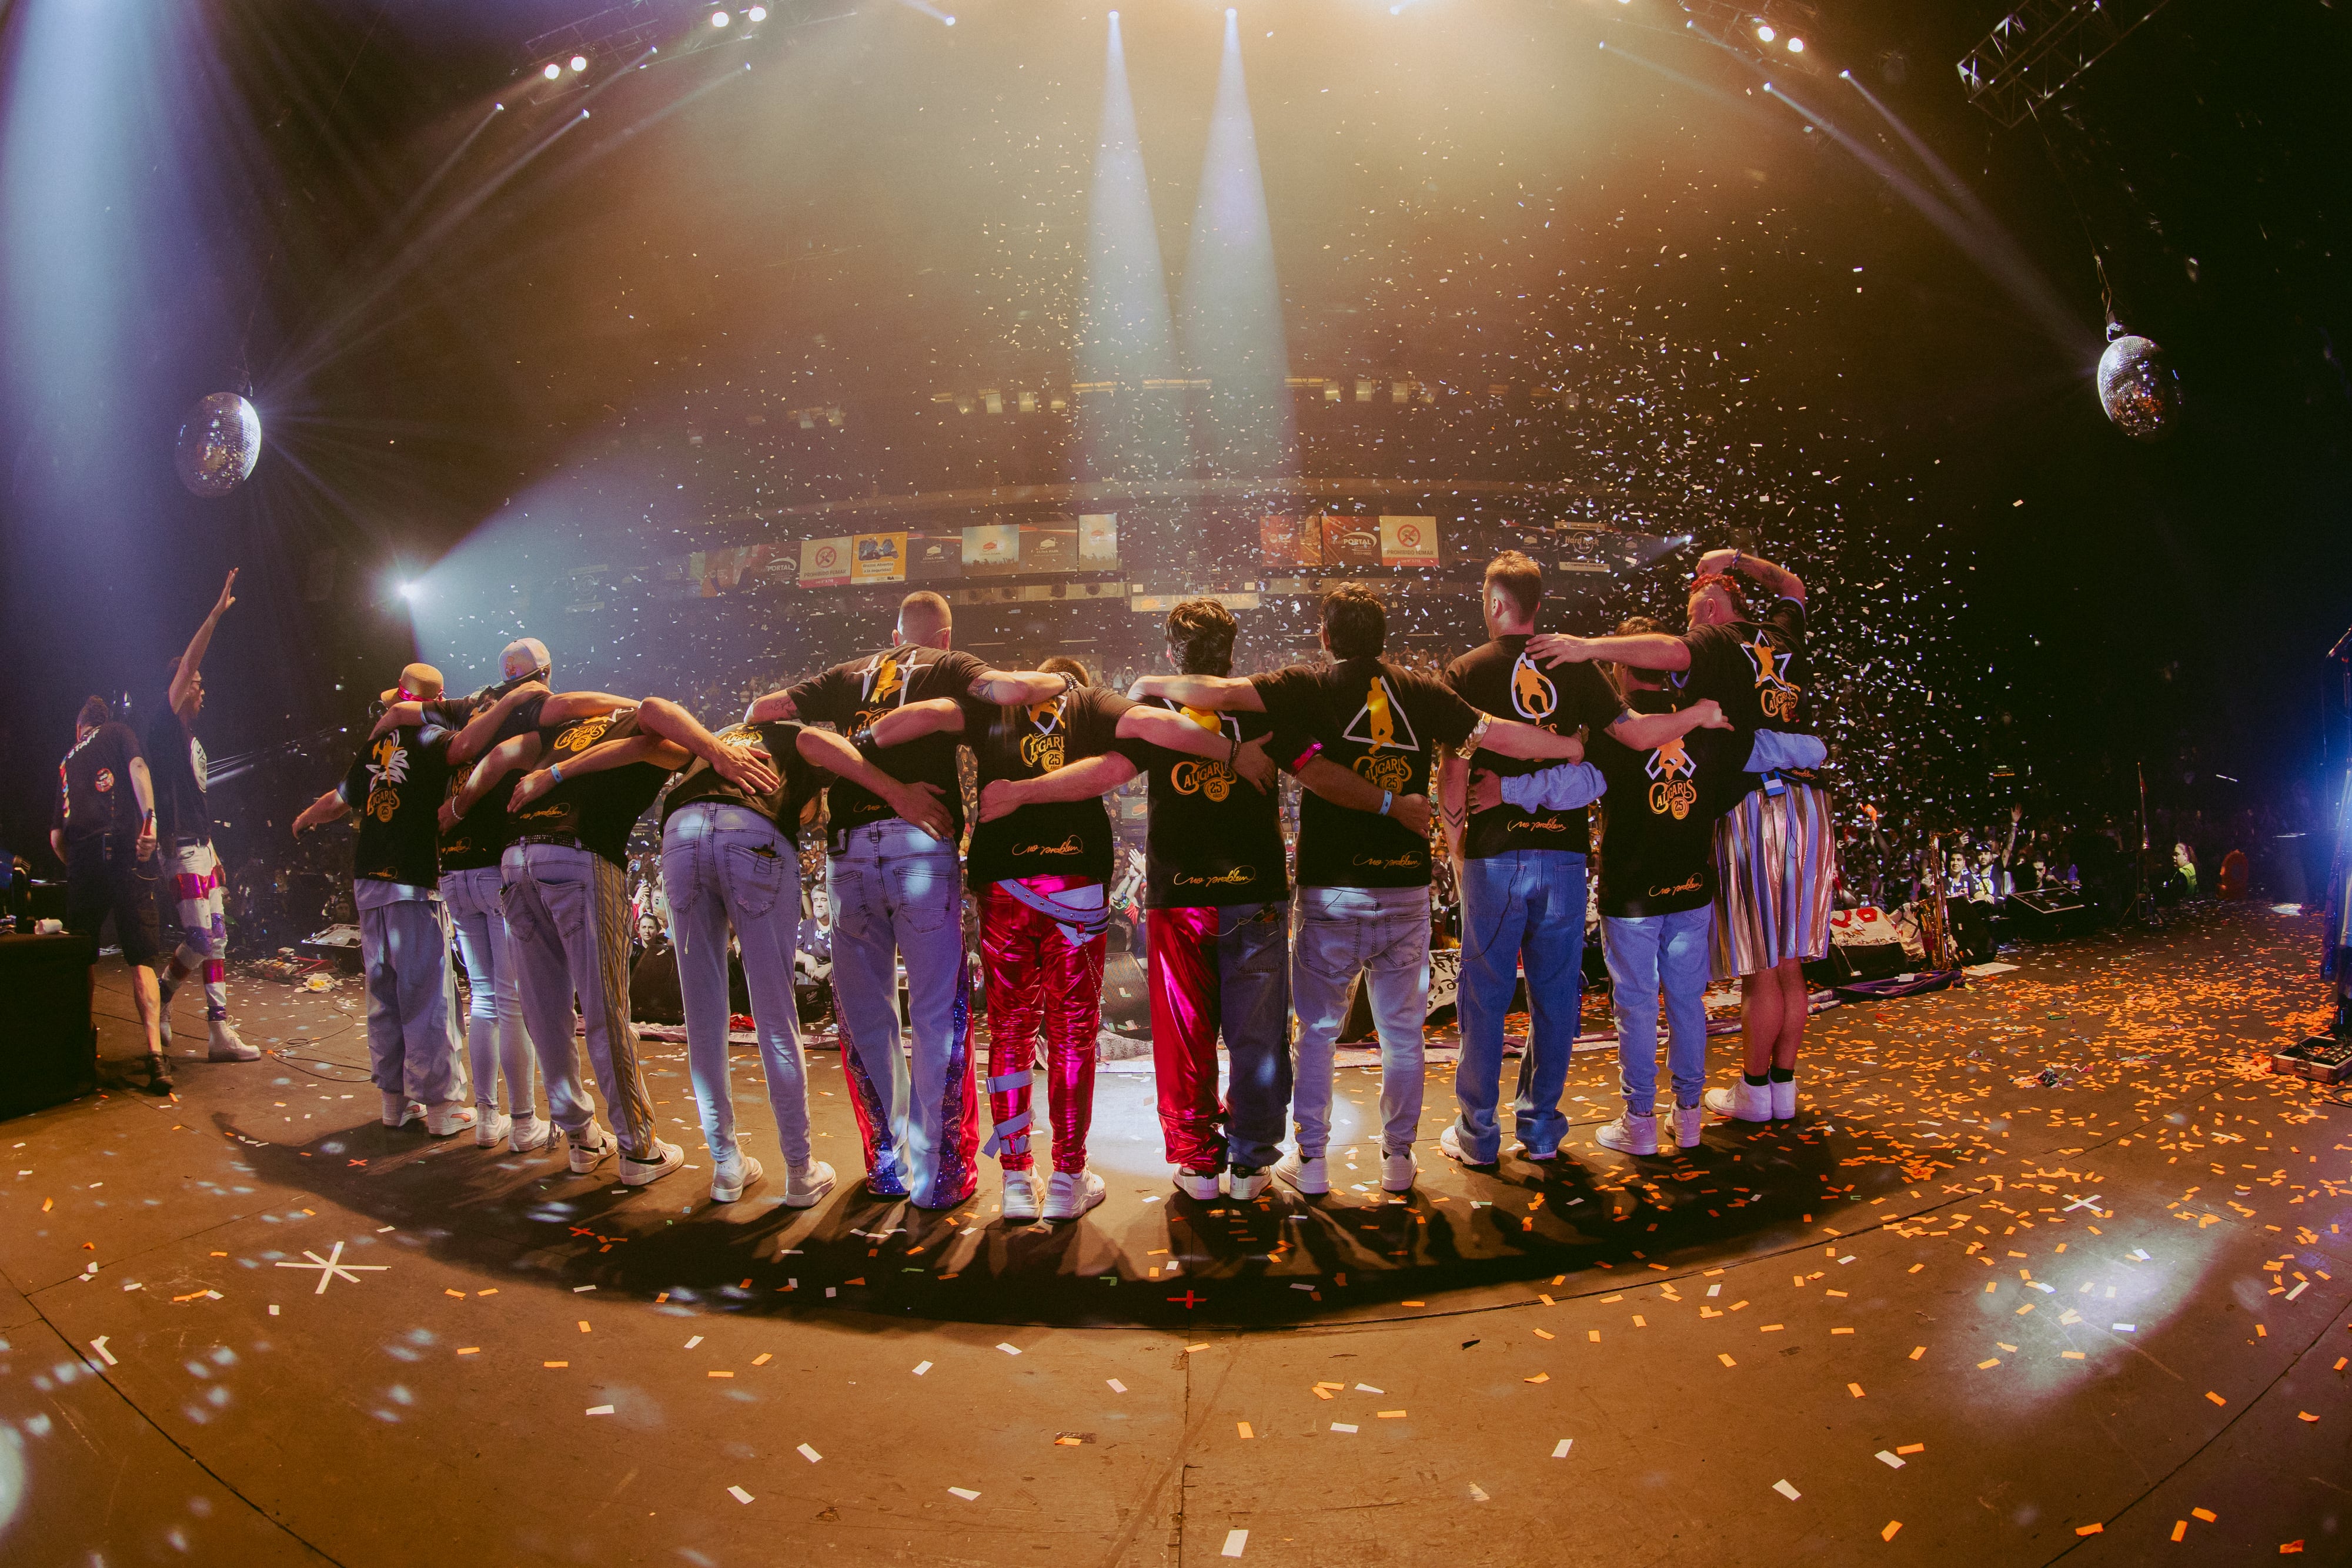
[175,392,263,496]
[2097,333,2181,443]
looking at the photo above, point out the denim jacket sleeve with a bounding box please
[1497,761,1607,813]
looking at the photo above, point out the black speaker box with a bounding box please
[0,934,96,1119]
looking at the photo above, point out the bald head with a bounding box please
[897,590,953,648]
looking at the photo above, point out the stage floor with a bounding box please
[1,903,2346,1564]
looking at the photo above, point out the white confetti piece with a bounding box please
[2131,1249,2151,1261]
[88,1336,116,1367]
[1468,1483,1491,1502]
[573,1285,596,1293]
[2287,1282,2308,1301]
[1107,1378,1127,1393]
[1221,1529,1249,1558]
[1838,1255,1856,1265]
[1552,1439,1573,1458]
[798,1443,822,1463]
[728,1486,754,1505]
[268,1305,279,1316]
[913,1360,933,1376]
[1355,1383,1384,1393]
[684,1336,704,1350]
[947,1487,980,1500]
[1876,1451,1905,1469]
[1773,1480,1801,1501]
[586,1405,614,1416]
[1330,1422,1359,1433]
[2112,1323,2137,1333]
[997,1342,1021,1355]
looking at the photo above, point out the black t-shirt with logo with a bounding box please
[340,724,453,888]
[961,685,1141,888]
[435,692,549,874]
[1137,698,1299,909]
[787,645,988,842]
[145,707,210,844]
[661,719,823,847]
[1444,635,1626,861]
[510,706,670,870]
[54,721,146,846]
[1682,599,1813,740]
[1252,658,1479,890]
[1587,697,1745,918]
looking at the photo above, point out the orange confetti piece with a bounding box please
[456,1348,479,1356]
[2193,1509,2218,1522]
[1534,1329,1555,1340]
[1881,1522,1902,1543]
[2171,1522,2188,1543]
[1895,1443,1925,1455]
[543,1360,568,1368]
[1718,1353,1736,1367]
[751,1353,773,1367]
[2205,1391,2227,1406]
[578,1320,592,1333]
[2076,1523,2104,1537]
[1236,1422,1254,1439]
[1525,1373,1551,1384]
[1909,1346,1925,1360]
[1847,1383,1865,1398]
[1377,1410,1406,1419]
[708,1371,734,1378]
[2297,1412,2317,1423]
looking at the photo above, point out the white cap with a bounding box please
[500,637,551,681]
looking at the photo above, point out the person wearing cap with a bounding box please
[149,569,260,1065]
[292,663,473,1135]
[52,694,171,1092]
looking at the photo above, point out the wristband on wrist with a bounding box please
[549,763,564,785]
[1227,734,1240,768]
[1379,790,1394,818]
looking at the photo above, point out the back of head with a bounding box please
[1039,654,1091,687]
[1611,615,1668,694]
[76,696,110,733]
[500,637,552,684]
[1687,572,1753,628]
[897,590,953,647]
[1483,551,1542,627]
[1165,599,1237,676]
[1322,584,1385,660]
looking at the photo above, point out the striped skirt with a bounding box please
[1711,780,1837,978]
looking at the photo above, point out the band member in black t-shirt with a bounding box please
[1130,584,1583,1198]
[52,696,169,1091]
[1435,553,1721,1172]
[871,654,1268,1221]
[446,690,767,1189]
[524,696,948,1207]
[743,591,1072,1209]
[291,664,473,1134]
[149,569,258,1063]
[1532,550,1835,1124]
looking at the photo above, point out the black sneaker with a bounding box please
[139,1054,174,1095]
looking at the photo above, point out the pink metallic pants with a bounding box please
[980,876,1107,1174]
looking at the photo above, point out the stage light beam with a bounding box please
[1076,9,1180,484]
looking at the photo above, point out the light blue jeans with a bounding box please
[1291,885,1431,1159]
[441,864,539,1115]
[1602,906,1715,1115]
[662,803,813,1168]
[356,891,464,1105]
[1451,850,1587,1162]
[827,820,976,1206]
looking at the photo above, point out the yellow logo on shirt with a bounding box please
[1510,654,1558,722]
[1171,759,1233,802]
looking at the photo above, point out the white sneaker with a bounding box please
[1273,1152,1329,1196]
[1043,1168,1107,1221]
[618,1139,686,1188]
[1227,1166,1271,1201]
[380,1093,424,1128]
[473,1109,513,1148]
[1770,1075,1798,1121]
[509,1115,555,1152]
[1673,1102,1705,1148]
[207,1022,260,1062]
[1438,1124,1492,1168]
[1001,1168,1043,1221]
[423,1100,477,1138]
[1381,1152,1417,1193]
[710,1154,764,1203]
[1174,1168,1222,1201]
[1703,1081,1776,1124]
[784,1159,837,1208]
[565,1122,614,1174]
[1596,1111,1659,1156]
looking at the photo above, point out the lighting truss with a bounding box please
[1957,0,2175,128]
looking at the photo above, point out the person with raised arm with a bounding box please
[1528,547,1833,1124]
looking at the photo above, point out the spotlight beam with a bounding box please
[1077,11,1180,483]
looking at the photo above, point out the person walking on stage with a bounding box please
[1435,554,1722,1168]
[290,664,473,1135]
[744,591,1078,1209]
[1531,549,1833,1123]
[1131,584,1586,1196]
[149,569,259,1063]
[53,696,170,1091]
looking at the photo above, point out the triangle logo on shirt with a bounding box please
[1339,674,1420,754]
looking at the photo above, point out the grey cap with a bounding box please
[500,637,551,681]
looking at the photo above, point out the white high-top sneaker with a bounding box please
[1001,1168,1043,1221]
[1703,1080,1776,1123]
[207,1021,260,1062]
[1770,1075,1799,1121]
[1672,1102,1705,1148]
[1596,1110,1659,1156]
[1272,1152,1329,1195]
[1043,1168,1106,1221]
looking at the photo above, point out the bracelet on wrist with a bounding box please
[549,763,563,785]
[1379,789,1394,817]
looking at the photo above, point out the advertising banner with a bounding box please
[1379,514,1441,567]
[852,531,907,584]
[1079,513,1120,566]
[907,532,962,581]
[1318,513,1379,567]
[1025,525,1080,573]
[962,523,1021,573]
[799,536,852,588]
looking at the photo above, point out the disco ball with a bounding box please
[174,392,263,496]
[2096,329,2181,443]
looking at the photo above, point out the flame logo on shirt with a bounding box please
[1364,677,1396,750]
[1510,653,1558,722]
[365,734,410,823]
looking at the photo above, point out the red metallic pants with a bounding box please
[980,875,1107,1174]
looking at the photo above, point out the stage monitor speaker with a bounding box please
[2005,888,2092,942]
[1101,949,1150,1034]
[299,922,364,972]
[0,934,96,1119]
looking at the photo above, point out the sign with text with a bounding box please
[798,536,851,588]
[1318,513,1379,567]
[1379,515,1440,567]
[852,531,906,584]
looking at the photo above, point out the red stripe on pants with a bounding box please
[981,877,1106,1174]
[1146,906,1225,1170]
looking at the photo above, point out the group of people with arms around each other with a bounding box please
[187,543,1830,1223]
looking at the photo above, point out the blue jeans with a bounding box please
[1291,885,1431,1159]
[1451,850,1586,1162]
[662,803,813,1168]
[827,820,976,1206]
[441,864,539,1115]
[1602,906,1714,1115]
[356,891,463,1105]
